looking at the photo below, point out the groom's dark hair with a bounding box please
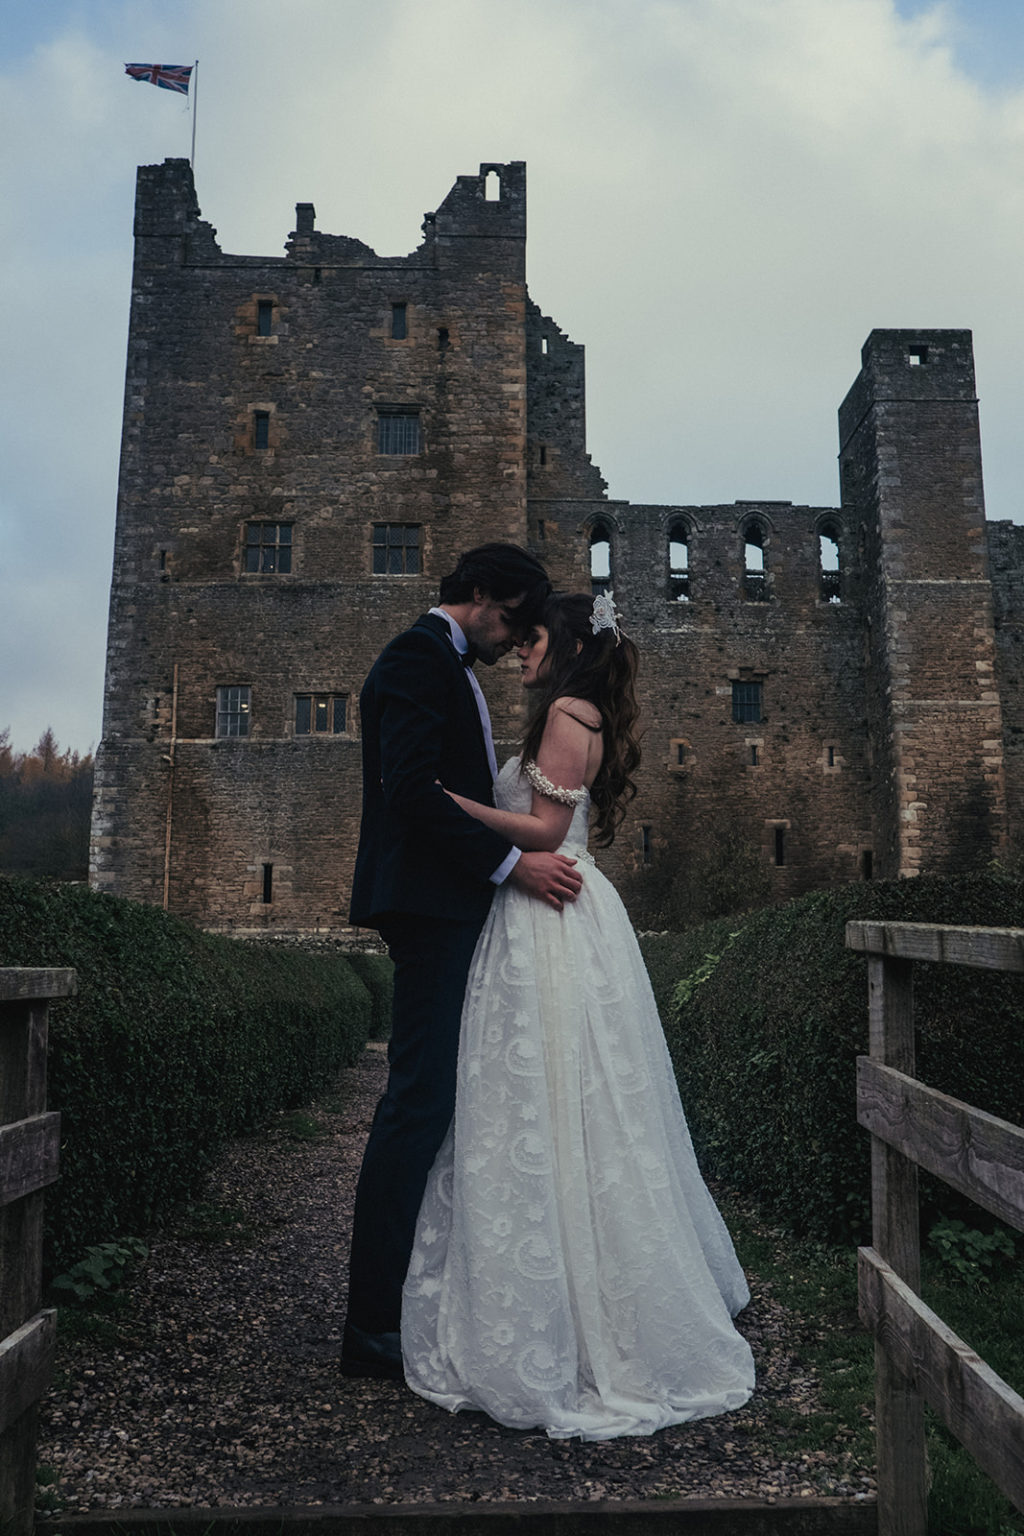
[439,543,550,620]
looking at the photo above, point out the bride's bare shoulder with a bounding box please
[550,696,602,733]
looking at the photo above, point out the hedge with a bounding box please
[640,874,1024,1244]
[0,875,373,1273]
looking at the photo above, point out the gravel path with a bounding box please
[38,1046,876,1513]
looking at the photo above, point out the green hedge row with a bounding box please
[640,874,1024,1243]
[0,875,376,1273]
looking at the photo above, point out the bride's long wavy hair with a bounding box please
[521,592,641,847]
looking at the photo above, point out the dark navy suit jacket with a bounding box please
[348,613,513,927]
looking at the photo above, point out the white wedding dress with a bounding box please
[401,757,755,1439]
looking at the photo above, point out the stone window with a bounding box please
[377,410,421,455]
[253,410,271,450]
[908,345,928,367]
[485,169,501,201]
[669,737,694,774]
[669,521,690,602]
[257,300,273,337]
[819,522,841,603]
[732,681,762,724]
[743,522,767,602]
[373,523,421,575]
[590,522,612,595]
[391,303,407,340]
[244,522,292,574]
[295,693,347,735]
[775,827,786,866]
[216,685,251,738]
[262,863,273,903]
[641,825,652,865]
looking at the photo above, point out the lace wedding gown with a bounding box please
[401,757,755,1439]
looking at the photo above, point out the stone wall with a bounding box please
[92,160,1024,930]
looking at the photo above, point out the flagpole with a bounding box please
[190,59,199,171]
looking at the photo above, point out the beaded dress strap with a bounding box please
[523,759,589,806]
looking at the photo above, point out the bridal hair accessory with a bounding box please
[590,590,622,643]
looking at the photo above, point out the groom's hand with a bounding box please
[510,851,583,911]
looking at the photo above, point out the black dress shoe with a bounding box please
[340,1323,404,1381]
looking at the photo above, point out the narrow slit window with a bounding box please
[669,522,690,602]
[819,524,841,603]
[750,744,759,766]
[774,827,785,866]
[743,524,767,602]
[253,411,271,450]
[641,825,652,866]
[590,523,612,595]
[391,303,407,340]
[257,300,273,337]
[262,863,273,904]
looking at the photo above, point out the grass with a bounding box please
[722,1190,1024,1534]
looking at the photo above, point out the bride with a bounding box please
[401,591,755,1439]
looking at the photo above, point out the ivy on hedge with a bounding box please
[0,875,377,1274]
[640,874,1024,1244]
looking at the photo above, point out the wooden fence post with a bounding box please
[867,951,928,1534]
[0,967,75,1536]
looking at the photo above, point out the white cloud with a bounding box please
[2,0,1024,751]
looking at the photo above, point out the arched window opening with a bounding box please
[590,524,612,595]
[819,524,841,603]
[743,524,767,602]
[668,522,689,602]
[484,170,501,202]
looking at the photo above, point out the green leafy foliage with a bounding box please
[641,874,1024,1244]
[928,1217,1016,1287]
[51,1237,149,1303]
[0,874,377,1274]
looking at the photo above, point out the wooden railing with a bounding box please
[0,967,75,1536]
[846,921,1024,1534]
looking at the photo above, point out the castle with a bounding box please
[89,159,1024,928]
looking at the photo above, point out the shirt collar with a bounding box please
[430,606,467,656]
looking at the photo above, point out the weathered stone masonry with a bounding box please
[90,160,1024,929]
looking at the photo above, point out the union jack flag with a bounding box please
[124,63,193,95]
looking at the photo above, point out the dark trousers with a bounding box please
[345,913,485,1335]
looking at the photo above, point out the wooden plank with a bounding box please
[31,1500,881,1534]
[868,955,920,1290]
[0,969,76,1004]
[873,1336,927,1536]
[847,921,1024,973]
[0,1310,56,1435]
[0,1113,61,1208]
[859,1246,1024,1513]
[0,1404,40,1536]
[858,1059,1024,1234]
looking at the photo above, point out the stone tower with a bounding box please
[91,159,583,927]
[838,329,1007,877]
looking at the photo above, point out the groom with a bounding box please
[343,543,583,1380]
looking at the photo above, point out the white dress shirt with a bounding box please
[431,607,520,886]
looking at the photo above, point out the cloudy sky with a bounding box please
[3,0,1024,756]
